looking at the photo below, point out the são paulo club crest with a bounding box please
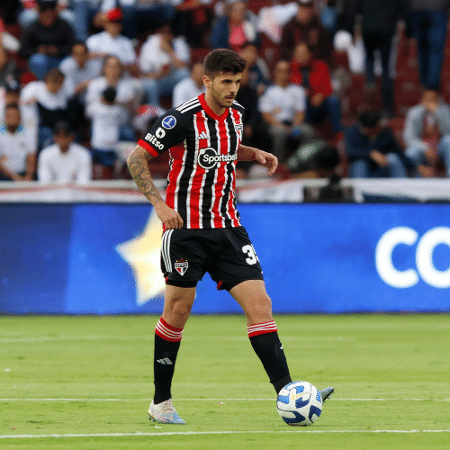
[175,259,188,276]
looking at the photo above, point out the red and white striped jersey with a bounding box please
[138,93,245,229]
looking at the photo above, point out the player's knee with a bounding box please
[246,294,273,323]
[164,294,194,319]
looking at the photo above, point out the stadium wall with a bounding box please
[1,203,450,314]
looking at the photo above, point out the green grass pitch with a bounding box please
[1,314,449,449]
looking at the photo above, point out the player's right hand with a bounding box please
[154,202,184,229]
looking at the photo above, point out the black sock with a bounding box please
[153,317,183,404]
[249,330,292,394]
[153,334,181,404]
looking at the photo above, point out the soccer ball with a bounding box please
[276,381,323,426]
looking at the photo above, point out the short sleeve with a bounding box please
[137,110,186,157]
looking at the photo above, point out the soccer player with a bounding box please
[127,49,334,424]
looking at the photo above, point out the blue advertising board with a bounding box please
[1,203,450,314]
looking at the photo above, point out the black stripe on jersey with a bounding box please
[176,117,198,224]
[169,103,202,225]
[221,114,238,227]
[202,115,219,229]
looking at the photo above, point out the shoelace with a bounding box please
[155,400,175,415]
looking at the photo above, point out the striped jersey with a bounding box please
[138,93,245,229]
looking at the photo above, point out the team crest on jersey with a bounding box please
[233,117,243,133]
[175,259,188,276]
[162,115,177,129]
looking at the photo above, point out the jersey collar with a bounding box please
[199,93,229,121]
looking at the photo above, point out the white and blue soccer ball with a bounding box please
[276,381,323,426]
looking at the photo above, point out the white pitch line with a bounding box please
[1,430,450,439]
[1,398,450,402]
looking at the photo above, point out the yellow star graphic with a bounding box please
[116,210,165,306]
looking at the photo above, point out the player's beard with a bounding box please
[211,86,235,110]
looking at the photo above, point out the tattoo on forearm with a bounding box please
[127,148,164,205]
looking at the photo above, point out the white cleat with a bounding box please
[319,387,334,403]
[148,399,186,424]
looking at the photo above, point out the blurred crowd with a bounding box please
[1,0,450,184]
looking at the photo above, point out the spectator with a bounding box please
[259,59,315,163]
[343,0,408,118]
[345,110,413,178]
[85,87,127,179]
[280,0,333,64]
[408,0,448,91]
[85,55,136,144]
[18,0,75,29]
[0,16,21,53]
[19,0,75,80]
[257,0,298,44]
[93,0,139,40]
[210,0,259,52]
[0,82,38,134]
[93,0,177,40]
[287,139,340,178]
[0,42,18,88]
[20,67,75,150]
[139,22,190,107]
[38,120,92,183]
[0,103,37,181]
[239,43,271,96]
[404,89,450,177]
[235,67,269,177]
[289,41,341,134]
[60,40,102,139]
[172,61,205,108]
[60,41,102,102]
[71,0,103,41]
[172,0,213,48]
[86,7,137,71]
[318,0,339,37]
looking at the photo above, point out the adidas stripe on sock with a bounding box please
[153,317,183,404]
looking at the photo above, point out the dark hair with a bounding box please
[38,0,57,11]
[102,87,117,103]
[204,49,246,78]
[53,121,73,135]
[358,111,381,128]
[44,68,65,83]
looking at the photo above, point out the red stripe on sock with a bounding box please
[247,320,278,338]
[155,317,183,342]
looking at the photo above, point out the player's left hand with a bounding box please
[254,149,278,176]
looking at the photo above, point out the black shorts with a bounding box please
[161,226,264,290]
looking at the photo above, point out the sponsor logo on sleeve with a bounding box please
[145,133,164,150]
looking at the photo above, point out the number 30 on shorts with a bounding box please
[242,244,259,265]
